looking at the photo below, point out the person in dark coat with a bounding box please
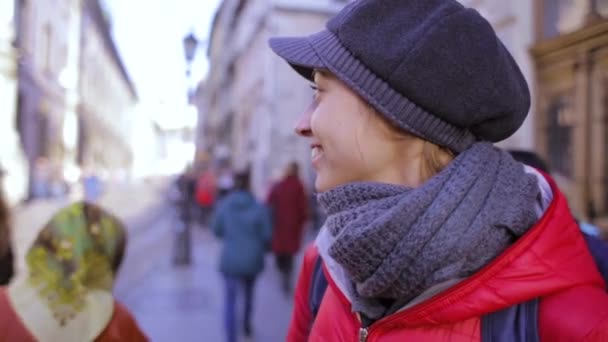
[0,169,14,285]
[267,162,308,294]
[176,170,196,224]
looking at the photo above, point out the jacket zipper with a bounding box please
[356,312,373,342]
[359,327,369,342]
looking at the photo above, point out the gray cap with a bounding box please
[269,0,530,153]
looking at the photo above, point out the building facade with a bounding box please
[78,0,137,178]
[195,0,350,197]
[11,0,138,199]
[199,0,608,228]
[456,0,608,227]
[530,0,608,227]
[14,0,74,198]
[0,0,28,204]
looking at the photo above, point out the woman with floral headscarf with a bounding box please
[0,202,147,341]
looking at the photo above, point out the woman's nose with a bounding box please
[294,102,314,137]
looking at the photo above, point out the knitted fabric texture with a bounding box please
[317,143,539,318]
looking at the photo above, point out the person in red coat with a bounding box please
[267,162,309,294]
[268,0,608,340]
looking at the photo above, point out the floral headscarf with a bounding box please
[25,202,126,325]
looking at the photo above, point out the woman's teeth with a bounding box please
[311,146,322,159]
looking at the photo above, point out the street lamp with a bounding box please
[173,31,200,267]
[183,32,198,77]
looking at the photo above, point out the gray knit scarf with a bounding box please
[317,143,539,319]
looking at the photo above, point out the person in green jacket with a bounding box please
[212,170,272,342]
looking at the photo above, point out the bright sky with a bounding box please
[104,0,222,128]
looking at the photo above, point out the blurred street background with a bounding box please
[1,0,608,341]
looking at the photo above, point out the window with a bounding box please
[534,0,608,223]
[597,0,608,17]
[542,0,588,39]
[547,94,575,178]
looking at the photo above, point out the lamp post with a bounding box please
[183,32,198,82]
[173,31,199,266]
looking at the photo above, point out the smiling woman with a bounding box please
[297,70,452,192]
[270,0,608,341]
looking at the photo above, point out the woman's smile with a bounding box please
[311,144,323,167]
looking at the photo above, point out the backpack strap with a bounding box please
[582,232,608,289]
[481,298,540,342]
[309,255,328,322]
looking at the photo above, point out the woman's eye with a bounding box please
[310,84,320,99]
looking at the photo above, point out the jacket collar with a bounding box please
[317,172,604,327]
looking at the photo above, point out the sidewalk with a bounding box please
[118,224,297,342]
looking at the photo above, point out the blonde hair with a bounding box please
[420,140,454,182]
[362,100,455,183]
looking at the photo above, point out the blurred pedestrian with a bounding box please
[82,169,103,203]
[195,166,216,225]
[269,0,608,340]
[212,171,272,342]
[0,168,14,285]
[267,162,308,294]
[31,157,50,199]
[217,166,235,200]
[175,168,196,224]
[0,202,148,341]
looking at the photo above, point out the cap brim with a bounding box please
[269,36,327,81]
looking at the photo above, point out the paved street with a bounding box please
[115,207,298,342]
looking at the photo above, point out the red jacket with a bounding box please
[288,176,608,341]
[0,288,148,341]
[195,172,216,207]
[267,175,308,254]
